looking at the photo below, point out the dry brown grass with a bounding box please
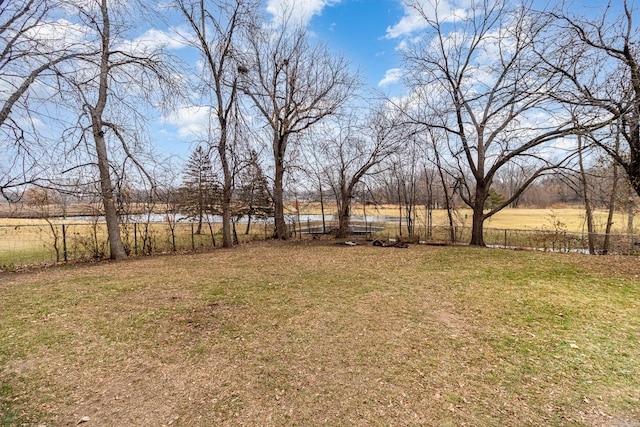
[291,204,634,234]
[1,241,639,426]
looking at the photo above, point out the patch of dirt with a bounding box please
[433,309,463,330]
[431,304,478,344]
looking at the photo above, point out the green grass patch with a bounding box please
[0,242,639,426]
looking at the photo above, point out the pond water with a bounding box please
[63,213,405,224]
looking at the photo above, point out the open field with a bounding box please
[0,221,269,270]
[291,204,635,235]
[1,205,634,234]
[1,206,639,270]
[1,242,639,426]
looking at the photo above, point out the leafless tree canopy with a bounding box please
[174,0,259,247]
[541,0,640,196]
[0,0,85,197]
[396,0,612,245]
[307,103,403,238]
[3,0,640,248]
[241,17,358,239]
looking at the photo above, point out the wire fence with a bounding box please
[428,225,640,255]
[293,220,640,255]
[1,219,638,270]
[0,220,271,270]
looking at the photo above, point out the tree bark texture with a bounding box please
[91,0,127,260]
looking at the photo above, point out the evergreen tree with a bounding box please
[238,151,273,234]
[182,146,219,234]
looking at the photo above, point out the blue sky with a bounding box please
[159,0,413,157]
[265,0,613,90]
[305,0,405,89]
[157,0,620,158]
[1,0,624,187]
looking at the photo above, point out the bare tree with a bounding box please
[577,132,596,254]
[0,0,87,197]
[56,0,181,260]
[316,105,401,238]
[545,0,640,198]
[387,134,421,238]
[494,162,539,209]
[586,127,626,251]
[241,19,356,239]
[430,131,457,242]
[174,0,257,247]
[303,144,332,234]
[601,128,623,252]
[399,0,601,246]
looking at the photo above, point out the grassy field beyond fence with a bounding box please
[2,206,640,270]
[0,220,269,269]
[1,242,638,426]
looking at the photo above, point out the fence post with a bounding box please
[563,230,567,253]
[191,223,195,251]
[504,229,507,249]
[62,224,68,262]
[133,223,138,255]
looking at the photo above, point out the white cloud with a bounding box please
[386,0,474,39]
[386,8,428,39]
[266,0,341,27]
[395,39,410,52]
[116,27,193,56]
[24,18,90,51]
[133,28,192,50]
[162,105,212,139]
[378,68,403,87]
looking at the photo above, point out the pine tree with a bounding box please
[238,151,273,234]
[182,146,219,234]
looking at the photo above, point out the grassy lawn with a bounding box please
[1,241,639,426]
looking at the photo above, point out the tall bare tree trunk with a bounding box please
[93,123,127,260]
[273,141,288,239]
[604,133,621,253]
[336,188,351,238]
[219,133,233,248]
[91,0,126,260]
[578,134,596,254]
[221,188,233,246]
[319,183,326,233]
[469,183,488,246]
[244,210,252,235]
[196,208,203,234]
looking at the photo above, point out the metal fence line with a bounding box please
[1,220,638,270]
